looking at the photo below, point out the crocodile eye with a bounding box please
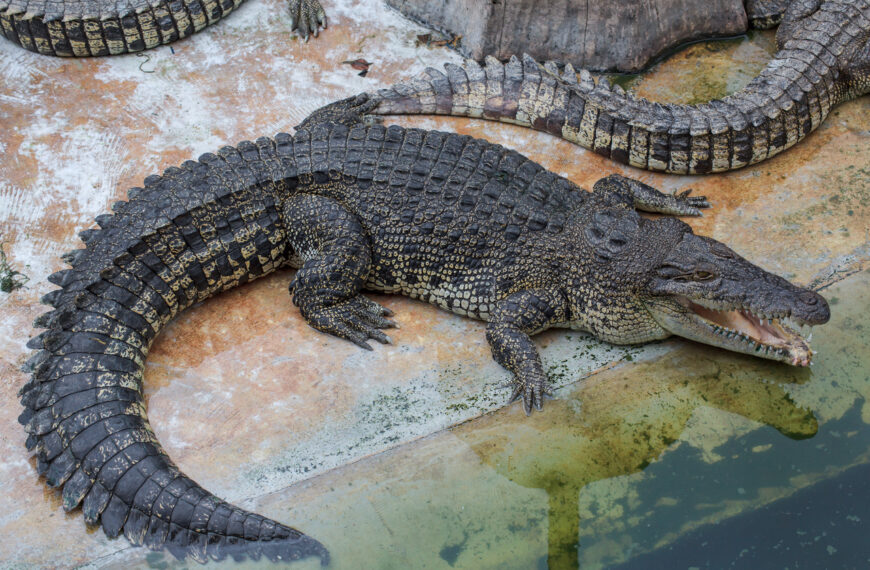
[694,271,715,281]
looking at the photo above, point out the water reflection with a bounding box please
[453,347,819,567]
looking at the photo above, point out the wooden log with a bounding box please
[387,0,749,72]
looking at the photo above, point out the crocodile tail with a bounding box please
[0,0,242,57]
[18,137,328,564]
[371,47,841,174]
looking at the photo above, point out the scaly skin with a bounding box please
[0,0,324,55]
[20,95,828,563]
[746,0,796,28]
[371,0,870,174]
[0,0,791,57]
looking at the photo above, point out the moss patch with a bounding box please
[0,244,28,293]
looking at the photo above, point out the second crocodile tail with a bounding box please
[371,51,837,175]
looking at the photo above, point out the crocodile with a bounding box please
[369,0,870,174]
[0,0,800,58]
[19,94,829,563]
[0,0,324,55]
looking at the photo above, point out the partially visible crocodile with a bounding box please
[0,0,796,58]
[0,0,324,55]
[20,95,829,563]
[370,0,870,174]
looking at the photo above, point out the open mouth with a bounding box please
[677,297,814,366]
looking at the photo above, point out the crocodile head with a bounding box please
[776,0,870,102]
[639,220,830,366]
[567,210,829,365]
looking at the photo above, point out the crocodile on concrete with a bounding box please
[370,0,870,174]
[19,94,829,563]
[0,0,324,55]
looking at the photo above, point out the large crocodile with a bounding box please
[19,95,829,563]
[0,0,325,55]
[370,0,870,174]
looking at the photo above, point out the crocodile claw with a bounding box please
[289,0,327,42]
[300,294,397,351]
[508,373,550,415]
[674,188,711,215]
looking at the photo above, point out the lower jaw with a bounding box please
[650,313,812,366]
[676,300,812,366]
[726,337,811,366]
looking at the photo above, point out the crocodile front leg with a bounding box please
[592,174,710,216]
[486,288,569,414]
[284,193,396,349]
[288,0,327,42]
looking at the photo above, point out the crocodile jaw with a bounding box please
[645,296,814,366]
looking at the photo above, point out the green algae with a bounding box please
[0,243,28,293]
[607,30,777,105]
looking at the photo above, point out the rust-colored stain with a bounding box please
[0,0,868,565]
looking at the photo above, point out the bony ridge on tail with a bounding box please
[20,94,829,563]
[369,0,870,174]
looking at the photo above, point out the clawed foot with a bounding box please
[298,294,397,350]
[669,189,710,217]
[505,369,553,415]
[593,174,711,217]
[296,93,383,131]
[289,0,327,42]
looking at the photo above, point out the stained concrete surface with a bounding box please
[0,3,868,568]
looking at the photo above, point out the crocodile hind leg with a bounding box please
[592,174,711,216]
[288,0,327,41]
[486,288,570,414]
[283,193,396,350]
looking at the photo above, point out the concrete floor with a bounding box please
[0,1,868,567]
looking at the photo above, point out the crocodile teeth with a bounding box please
[677,296,813,365]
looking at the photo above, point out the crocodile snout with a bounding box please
[797,290,830,324]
